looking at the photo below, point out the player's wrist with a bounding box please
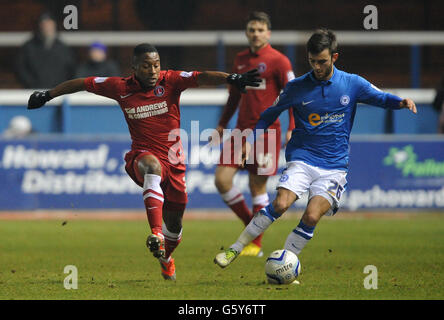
[226,73,239,85]
[44,90,53,101]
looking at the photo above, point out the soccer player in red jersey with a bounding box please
[212,12,296,257]
[27,43,260,281]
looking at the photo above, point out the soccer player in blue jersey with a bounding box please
[214,28,417,270]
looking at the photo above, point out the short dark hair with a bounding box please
[133,43,158,58]
[307,28,338,55]
[38,12,55,23]
[246,11,271,29]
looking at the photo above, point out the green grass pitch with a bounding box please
[0,212,443,300]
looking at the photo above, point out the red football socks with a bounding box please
[143,174,164,235]
[162,224,182,260]
[222,187,253,226]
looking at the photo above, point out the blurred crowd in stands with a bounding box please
[16,12,121,89]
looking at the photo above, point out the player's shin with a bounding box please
[230,203,280,253]
[284,220,315,255]
[162,223,182,261]
[143,174,164,235]
[221,186,253,225]
[251,193,269,247]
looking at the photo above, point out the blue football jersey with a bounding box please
[248,66,403,171]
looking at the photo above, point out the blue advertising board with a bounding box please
[0,136,443,211]
[345,137,444,210]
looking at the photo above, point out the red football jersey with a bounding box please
[84,70,200,163]
[219,44,295,131]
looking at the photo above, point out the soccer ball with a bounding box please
[265,249,301,284]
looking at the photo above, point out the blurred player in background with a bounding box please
[215,29,417,271]
[27,43,260,281]
[212,11,295,257]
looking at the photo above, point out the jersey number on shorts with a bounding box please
[327,180,344,200]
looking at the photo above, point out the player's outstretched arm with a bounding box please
[197,69,261,93]
[28,78,86,110]
[399,98,417,114]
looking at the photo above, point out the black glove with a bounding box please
[226,69,261,93]
[28,90,52,109]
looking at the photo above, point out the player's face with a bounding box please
[246,21,271,52]
[308,49,338,81]
[134,52,161,88]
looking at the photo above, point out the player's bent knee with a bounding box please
[302,211,321,226]
[214,176,231,192]
[273,189,297,214]
[214,169,233,193]
[272,198,291,215]
[138,156,161,176]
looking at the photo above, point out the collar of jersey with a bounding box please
[308,66,339,85]
[127,73,163,92]
[249,43,271,56]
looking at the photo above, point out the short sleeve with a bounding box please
[84,76,122,100]
[168,70,201,93]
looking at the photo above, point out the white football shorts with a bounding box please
[276,160,347,216]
